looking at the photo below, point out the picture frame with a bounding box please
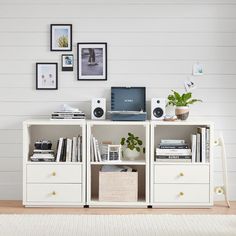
[61,54,73,71]
[50,24,72,51]
[77,42,107,81]
[36,63,58,90]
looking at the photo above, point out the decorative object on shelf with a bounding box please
[77,42,107,81]
[30,140,55,162]
[61,54,73,71]
[108,145,121,161]
[120,133,145,160]
[163,115,177,121]
[167,90,202,120]
[50,24,72,51]
[151,98,166,120]
[36,63,58,90]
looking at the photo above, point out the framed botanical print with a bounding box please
[36,63,58,90]
[77,43,107,81]
[50,24,72,51]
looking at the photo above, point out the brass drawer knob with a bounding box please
[52,172,56,176]
[179,172,184,177]
[179,192,184,196]
[52,191,56,196]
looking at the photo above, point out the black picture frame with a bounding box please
[77,42,107,81]
[61,54,73,71]
[36,63,58,90]
[50,24,72,51]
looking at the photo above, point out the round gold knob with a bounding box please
[179,192,184,196]
[52,191,56,196]
[179,172,184,177]
[52,172,56,176]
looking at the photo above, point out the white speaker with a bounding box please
[91,98,106,120]
[151,98,166,120]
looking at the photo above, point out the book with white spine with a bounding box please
[191,134,197,163]
[72,137,77,162]
[66,138,72,162]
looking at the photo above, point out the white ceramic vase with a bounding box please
[124,148,140,160]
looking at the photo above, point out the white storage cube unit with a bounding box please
[150,120,214,208]
[23,119,86,207]
[87,120,149,207]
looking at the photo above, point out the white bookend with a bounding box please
[66,138,72,162]
[72,137,77,162]
[206,127,210,162]
[93,137,98,162]
[56,137,64,162]
[191,134,197,163]
[95,139,102,162]
[196,133,201,162]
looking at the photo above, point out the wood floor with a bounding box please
[0,201,235,214]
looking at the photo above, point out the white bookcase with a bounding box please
[22,119,214,208]
[23,119,86,207]
[150,120,214,208]
[86,120,150,207]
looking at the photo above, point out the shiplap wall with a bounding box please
[0,0,236,200]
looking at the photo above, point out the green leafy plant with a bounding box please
[120,133,145,153]
[58,35,68,47]
[167,90,202,107]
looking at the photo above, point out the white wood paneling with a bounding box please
[0,0,236,200]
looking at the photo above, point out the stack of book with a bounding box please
[51,111,85,120]
[51,104,85,120]
[56,136,82,162]
[191,127,210,163]
[30,149,55,162]
[155,139,192,162]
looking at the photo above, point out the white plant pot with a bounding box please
[175,106,190,120]
[124,148,140,160]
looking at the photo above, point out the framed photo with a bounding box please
[50,24,72,51]
[36,63,58,90]
[61,54,73,71]
[77,43,107,81]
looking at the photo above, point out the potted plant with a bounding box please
[167,90,202,120]
[120,133,145,160]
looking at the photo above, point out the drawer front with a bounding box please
[154,184,209,203]
[27,165,82,183]
[154,165,209,184]
[27,184,82,202]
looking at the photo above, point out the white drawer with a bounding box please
[27,184,82,202]
[27,164,82,183]
[154,164,209,184]
[154,184,209,203]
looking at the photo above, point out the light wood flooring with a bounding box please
[0,201,235,214]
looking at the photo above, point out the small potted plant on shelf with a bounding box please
[167,90,202,120]
[120,133,145,160]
